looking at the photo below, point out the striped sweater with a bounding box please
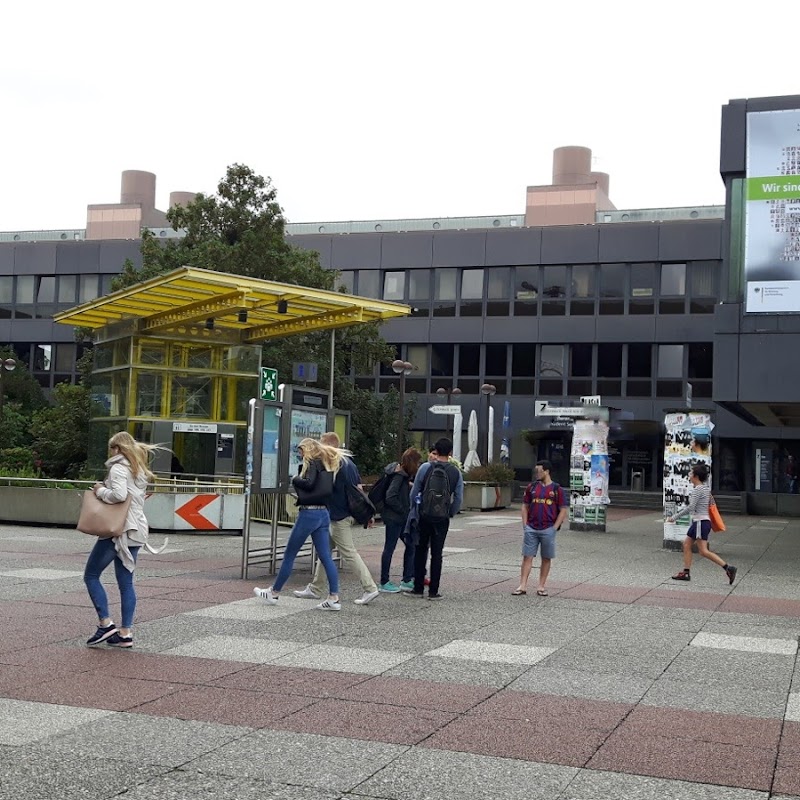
[673,483,711,521]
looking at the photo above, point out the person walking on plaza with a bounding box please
[378,447,422,592]
[669,463,737,584]
[293,432,380,606]
[254,438,342,610]
[84,432,168,648]
[513,459,567,597]
[406,438,463,600]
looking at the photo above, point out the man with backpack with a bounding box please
[513,459,567,597]
[294,432,380,606]
[406,438,464,600]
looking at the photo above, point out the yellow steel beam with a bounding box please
[243,307,367,342]
[142,290,251,332]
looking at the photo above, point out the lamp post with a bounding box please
[392,359,415,459]
[435,386,462,433]
[480,383,497,463]
[0,357,16,417]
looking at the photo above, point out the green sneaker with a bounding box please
[398,580,415,592]
[379,582,401,593]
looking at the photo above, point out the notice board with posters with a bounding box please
[568,418,610,531]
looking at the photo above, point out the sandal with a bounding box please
[511,588,527,596]
[536,589,549,596]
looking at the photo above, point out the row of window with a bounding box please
[336,262,719,317]
[0,274,113,318]
[371,342,712,380]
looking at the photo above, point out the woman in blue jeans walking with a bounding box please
[255,438,342,611]
[378,447,422,592]
[84,432,167,648]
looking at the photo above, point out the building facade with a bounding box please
[1,95,799,504]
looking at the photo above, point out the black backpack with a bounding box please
[420,462,452,521]
[345,482,376,527]
[367,472,391,512]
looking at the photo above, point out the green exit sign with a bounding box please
[260,367,278,401]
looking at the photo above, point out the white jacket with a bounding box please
[96,454,167,571]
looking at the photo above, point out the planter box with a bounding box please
[462,482,512,511]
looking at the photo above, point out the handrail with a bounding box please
[0,476,243,494]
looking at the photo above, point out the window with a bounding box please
[16,276,35,303]
[0,277,12,319]
[514,266,539,316]
[688,343,713,379]
[690,261,717,313]
[570,265,596,315]
[458,344,480,376]
[487,267,510,316]
[570,344,592,376]
[36,277,55,303]
[628,343,652,377]
[79,274,98,303]
[597,344,622,377]
[485,344,507,376]
[33,344,52,371]
[357,271,380,298]
[335,270,354,293]
[434,268,457,317]
[512,343,535,377]
[55,344,76,373]
[599,263,625,314]
[58,275,77,304]
[661,263,687,295]
[460,269,484,316]
[407,344,429,374]
[539,345,565,377]
[658,344,684,378]
[629,263,655,314]
[431,343,454,376]
[541,265,566,316]
[383,271,406,301]
[408,270,430,300]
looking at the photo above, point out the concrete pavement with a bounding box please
[1,507,799,799]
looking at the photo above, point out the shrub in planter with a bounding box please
[464,463,516,484]
[0,447,38,473]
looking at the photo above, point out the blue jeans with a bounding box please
[381,518,415,585]
[274,509,339,594]
[84,538,140,628]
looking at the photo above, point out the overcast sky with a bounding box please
[3,0,798,232]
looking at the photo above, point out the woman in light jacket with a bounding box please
[84,431,166,648]
[254,438,342,610]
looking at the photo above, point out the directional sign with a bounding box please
[260,367,277,401]
[535,401,609,420]
[580,395,601,406]
[429,405,462,415]
[175,495,219,529]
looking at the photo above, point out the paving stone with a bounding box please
[0,698,113,745]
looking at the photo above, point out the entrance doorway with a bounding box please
[173,431,216,478]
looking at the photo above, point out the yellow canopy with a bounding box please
[54,266,410,341]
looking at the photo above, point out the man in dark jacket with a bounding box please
[406,438,464,601]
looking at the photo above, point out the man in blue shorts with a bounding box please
[513,459,567,596]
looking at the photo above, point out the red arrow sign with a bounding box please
[175,495,219,529]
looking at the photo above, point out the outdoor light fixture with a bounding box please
[277,299,288,314]
[391,359,416,459]
[238,310,248,323]
[205,318,214,330]
[0,357,16,417]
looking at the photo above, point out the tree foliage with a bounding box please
[113,164,399,468]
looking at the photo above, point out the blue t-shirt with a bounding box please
[327,457,361,522]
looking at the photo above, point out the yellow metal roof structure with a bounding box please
[53,267,411,341]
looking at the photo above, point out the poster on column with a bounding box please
[662,412,713,542]
[569,419,610,526]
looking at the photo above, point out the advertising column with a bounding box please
[662,411,713,549]
[744,108,800,313]
[568,418,610,532]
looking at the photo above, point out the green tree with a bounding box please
[31,382,92,478]
[114,164,400,468]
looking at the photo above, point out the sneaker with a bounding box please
[398,580,415,592]
[379,582,401,593]
[354,589,380,605]
[671,570,691,581]
[293,585,321,599]
[106,632,133,648]
[86,623,117,646]
[725,565,738,585]
[254,586,278,605]
[428,593,443,601]
[315,599,342,611]
[404,590,425,598]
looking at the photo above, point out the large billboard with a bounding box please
[745,109,800,312]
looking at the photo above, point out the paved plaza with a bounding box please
[1,506,800,800]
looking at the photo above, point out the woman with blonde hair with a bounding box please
[255,437,343,610]
[84,431,168,648]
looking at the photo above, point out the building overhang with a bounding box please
[53,266,411,341]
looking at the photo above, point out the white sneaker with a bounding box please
[315,599,342,611]
[253,586,278,605]
[354,589,380,605]
[293,585,321,599]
